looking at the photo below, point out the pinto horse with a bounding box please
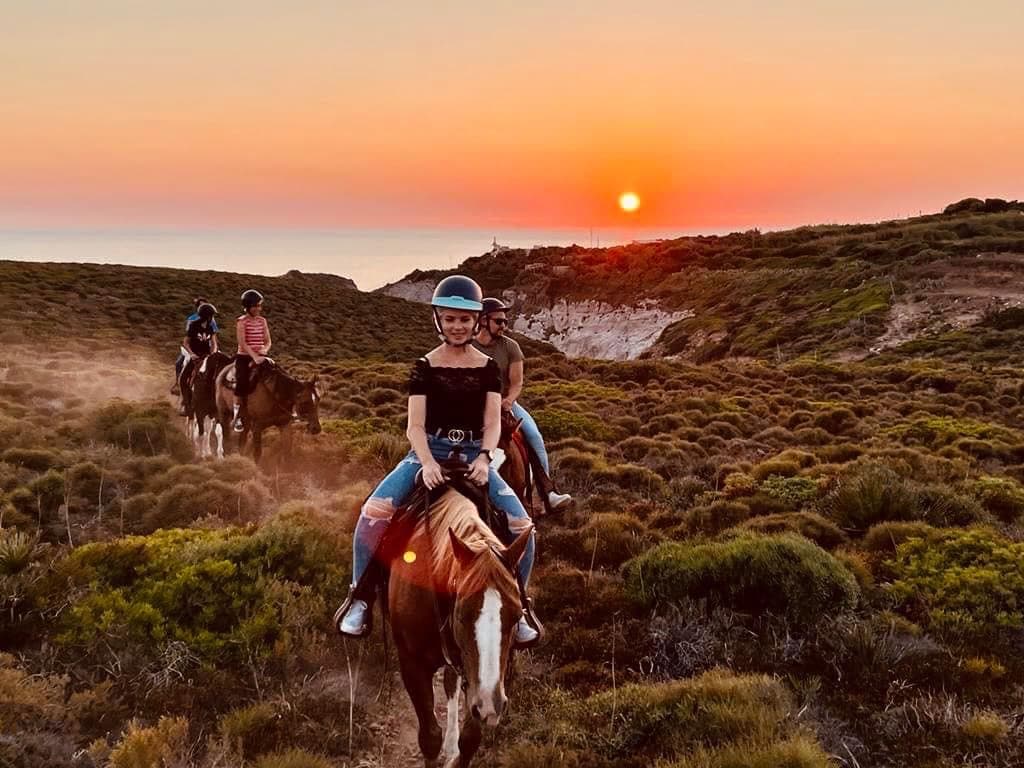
[214,359,322,462]
[388,483,532,768]
[184,351,231,459]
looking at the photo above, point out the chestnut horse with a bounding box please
[498,412,532,513]
[389,485,532,768]
[214,360,322,461]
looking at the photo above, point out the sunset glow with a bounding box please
[619,193,641,213]
[2,3,1022,230]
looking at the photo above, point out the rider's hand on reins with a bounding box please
[421,460,446,489]
[467,454,489,485]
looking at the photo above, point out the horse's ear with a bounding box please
[448,528,476,567]
[502,526,534,569]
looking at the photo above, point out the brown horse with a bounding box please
[214,360,322,461]
[497,411,532,512]
[184,351,231,459]
[389,487,531,768]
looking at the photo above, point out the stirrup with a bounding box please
[333,588,373,638]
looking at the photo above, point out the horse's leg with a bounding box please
[252,428,262,463]
[442,666,461,761]
[454,711,482,768]
[213,418,224,459]
[398,659,442,766]
[201,415,212,458]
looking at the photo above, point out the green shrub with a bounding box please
[819,462,920,531]
[739,512,846,550]
[219,702,279,759]
[534,408,616,442]
[684,500,751,536]
[967,475,1024,523]
[863,521,934,554]
[0,528,37,575]
[0,653,66,731]
[623,533,859,623]
[0,448,61,472]
[578,513,652,568]
[548,669,800,762]
[751,458,801,482]
[668,735,834,768]
[89,401,192,461]
[107,716,189,768]
[253,749,334,768]
[50,514,348,666]
[960,712,1009,743]
[722,472,756,498]
[759,475,819,509]
[886,527,1024,642]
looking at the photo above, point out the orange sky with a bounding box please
[2,2,1022,230]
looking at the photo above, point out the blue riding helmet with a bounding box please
[431,275,483,312]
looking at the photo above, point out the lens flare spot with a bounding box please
[403,550,417,564]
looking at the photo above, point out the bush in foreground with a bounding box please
[622,533,859,624]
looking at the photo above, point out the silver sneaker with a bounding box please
[546,490,573,510]
[514,614,539,646]
[339,599,369,636]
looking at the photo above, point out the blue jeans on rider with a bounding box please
[351,435,535,589]
[510,402,549,474]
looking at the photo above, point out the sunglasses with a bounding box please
[491,317,508,326]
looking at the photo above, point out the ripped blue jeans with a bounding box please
[510,402,549,474]
[351,435,535,589]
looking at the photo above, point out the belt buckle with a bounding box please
[447,429,466,443]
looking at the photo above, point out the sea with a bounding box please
[0,227,708,291]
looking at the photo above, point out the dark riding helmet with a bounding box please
[480,297,509,316]
[241,289,264,309]
[431,275,483,312]
[197,302,218,320]
[431,275,482,345]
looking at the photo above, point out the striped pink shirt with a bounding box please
[237,315,268,354]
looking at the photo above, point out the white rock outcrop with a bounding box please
[380,279,437,303]
[512,299,693,361]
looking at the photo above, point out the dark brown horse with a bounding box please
[214,360,322,461]
[389,487,531,768]
[498,411,532,513]
[184,351,231,459]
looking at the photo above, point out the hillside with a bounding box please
[0,260,557,364]
[380,198,1024,363]
[4,216,1024,768]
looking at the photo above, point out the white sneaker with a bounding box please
[514,614,539,646]
[547,491,572,510]
[339,599,369,636]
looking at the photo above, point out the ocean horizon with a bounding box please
[0,226,719,291]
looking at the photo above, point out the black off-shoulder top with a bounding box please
[408,357,501,433]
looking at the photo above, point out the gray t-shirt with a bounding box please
[471,336,524,397]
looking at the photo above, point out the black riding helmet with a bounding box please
[431,275,483,345]
[480,297,509,316]
[241,289,264,309]
[197,302,218,320]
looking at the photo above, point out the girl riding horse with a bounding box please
[336,275,541,647]
[233,289,271,432]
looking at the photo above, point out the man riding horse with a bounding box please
[177,302,219,415]
[472,297,572,514]
[335,275,541,647]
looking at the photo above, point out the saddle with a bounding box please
[334,458,543,646]
[222,358,273,392]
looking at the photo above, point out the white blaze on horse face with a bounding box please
[474,588,504,725]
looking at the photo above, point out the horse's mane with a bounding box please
[418,489,519,602]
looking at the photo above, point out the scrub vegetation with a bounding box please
[3,203,1024,767]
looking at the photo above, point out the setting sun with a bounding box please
[619,192,641,213]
